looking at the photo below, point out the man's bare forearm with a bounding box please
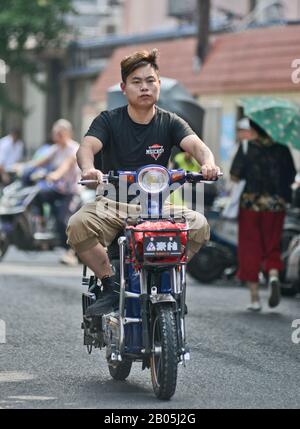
[77,145,96,173]
[76,137,103,185]
[77,136,103,174]
[180,135,220,180]
[193,139,215,167]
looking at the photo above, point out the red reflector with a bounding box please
[171,172,185,182]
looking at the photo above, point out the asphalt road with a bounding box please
[0,247,300,409]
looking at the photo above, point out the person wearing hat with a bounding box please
[230,118,296,311]
[236,117,252,140]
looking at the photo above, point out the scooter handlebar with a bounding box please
[78,174,119,186]
[78,171,223,186]
[185,172,223,183]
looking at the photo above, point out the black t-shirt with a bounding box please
[230,140,296,203]
[85,105,195,173]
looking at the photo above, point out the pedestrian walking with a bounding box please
[230,119,296,311]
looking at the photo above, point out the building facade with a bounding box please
[89,24,300,172]
[5,0,300,156]
[71,0,300,37]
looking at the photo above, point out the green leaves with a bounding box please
[0,0,74,52]
[0,0,74,110]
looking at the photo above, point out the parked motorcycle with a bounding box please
[0,170,84,260]
[281,173,300,294]
[285,234,300,295]
[80,166,221,400]
[187,196,237,283]
[188,195,299,295]
[292,172,300,208]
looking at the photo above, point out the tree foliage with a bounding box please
[0,0,74,109]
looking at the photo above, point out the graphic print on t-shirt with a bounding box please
[146,144,165,161]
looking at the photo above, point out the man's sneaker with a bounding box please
[85,278,119,317]
[268,277,281,308]
[246,301,262,312]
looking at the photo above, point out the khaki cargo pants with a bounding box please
[66,196,210,258]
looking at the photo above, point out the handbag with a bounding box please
[222,140,248,220]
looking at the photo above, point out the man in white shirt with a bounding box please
[0,129,24,184]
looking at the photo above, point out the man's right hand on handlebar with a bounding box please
[81,168,103,189]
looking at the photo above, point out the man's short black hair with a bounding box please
[120,49,159,83]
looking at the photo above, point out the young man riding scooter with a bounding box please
[66,49,220,317]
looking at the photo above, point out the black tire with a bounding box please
[13,213,34,250]
[150,304,178,400]
[281,282,299,297]
[187,244,226,283]
[108,359,132,381]
[280,229,299,283]
[281,230,296,254]
[0,233,9,261]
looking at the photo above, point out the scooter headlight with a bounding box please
[137,166,169,194]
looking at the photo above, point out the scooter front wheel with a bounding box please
[150,304,178,400]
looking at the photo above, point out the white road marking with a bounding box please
[0,320,5,344]
[0,371,36,383]
[0,264,81,277]
[8,395,56,401]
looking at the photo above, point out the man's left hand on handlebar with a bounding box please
[200,163,221,181]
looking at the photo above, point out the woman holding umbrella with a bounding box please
[230,97,298,311]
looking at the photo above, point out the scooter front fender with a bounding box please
[149,294,176,305]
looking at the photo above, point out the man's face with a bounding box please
[121,64,160,108]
